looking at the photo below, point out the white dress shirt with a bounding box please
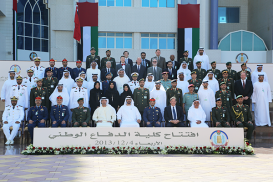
[241,79,246,87]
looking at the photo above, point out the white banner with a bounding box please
[33,128,244,148]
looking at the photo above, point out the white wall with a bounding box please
[198,0,210,49]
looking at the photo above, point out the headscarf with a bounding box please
[198,82,212,91]
[121,84,133,97]
[99,97,109,107]
[196,47,207,55]
[123,97,135,106]
[91,81,101,93]
[188,100,206,117]
[49,85,69,106]
[107,81,117,94]
[151,83,165,92]
[253,65,264,73]
[203,72,217,82]
[117,68,130,80]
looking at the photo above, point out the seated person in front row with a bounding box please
[164,97,185,127]
[188,100,208,128]
[212,98,230,127]
[27,96,48,143]
[92,97,116,127]
[117,96,141,127]
[50,95,69,127]
[143,98,162,127]
[231,95,253,141]
[2,96,24,145]
[72,98,90,127]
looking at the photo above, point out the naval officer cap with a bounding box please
[10,96,18,101]
[35,78,43,82]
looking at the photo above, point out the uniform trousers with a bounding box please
[3,120,20,141]
[28,121,46,139]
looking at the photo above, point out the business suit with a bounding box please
[141,59,151,69]
[162,68,177,80]
[166,61,179,70]
[123,58,133,68]
[151,56,166,69]
[164,105,185,127]
[234,79,253,106]
[147,66,162,82]
[131,64,147,80]
[116,64,131,79]
[86,55,101,69]
[100,68,117,81]
[72,67,86,80]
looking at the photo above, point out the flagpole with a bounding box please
[73,0,78,62]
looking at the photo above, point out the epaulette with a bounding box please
[21,85,26,87]
[40,66,45,68]
[83,87,87,89]
[6,105,10,107]
[12,85,16,86]
[31,87,36,89]
[18,105,23,107]
[72,87,76,89]
[24,77,27,79]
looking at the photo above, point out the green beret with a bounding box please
[196,61,202,64]
[77,98,84,102]
[211,61,216,65]
[139,78,145,82]
[226,62,231,65]
[191,71,197,75]
[236,95,243,99]
[220,82,226,86]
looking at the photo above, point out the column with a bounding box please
[210,0,218,49]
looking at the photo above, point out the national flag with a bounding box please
[177,4,200,60]
[13,0,17,60]
[73,7,81,43]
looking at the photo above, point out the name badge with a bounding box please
[83,109,87,112]
[51,85,54,88]
[62,112,65,116]
[20,93,22,96]
[35,111,38,115]
[204,99,208,101]
[227,86,230,90]
[144,96,147,99]
[227,98,229,101]
[195,87,198,90]
[223,113,225,117]
[42,97,45,99]
[215,75,217,78]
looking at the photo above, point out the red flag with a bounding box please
[77,2,98,27]
[73,7,81,43]
[178,4,200,28]
[13,0,17,12]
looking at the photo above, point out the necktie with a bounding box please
[79,87,81,92]
[154,67,156,76]
[30,77,31,82]
[37,67,38,70]
[169,69,172,76]
[138,66,140,72]
[172,107,177,120]
[18,85,20,90]
[142,60,145,66]
[108,68,109,73]
[243,80,245,89]
[13,106,15,109]
[134,81,136,86]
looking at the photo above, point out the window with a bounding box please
[218,30,268,51]
[218,7,239,23]
[99,0,132,7]
[99,33,133,49]
[141,33,175,49]
[142,0,175,8]
[17,0,49,52]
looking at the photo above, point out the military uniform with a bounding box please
[223,69,237,81]
[207,69,221,80]
[30,87,49,109]
[50,105,69,127]
[215,90,233,111]
[27,106,48,140]
[212,106,230,127]
[192,68,206,80]
[101,57,116,70]
[86,55,101,69]
[188,79,202,93]
[143,106,162,127]
[183,92,198,118]
[237,70,251,80]
[44,67,58,78]
[23,77,37,95]
[133,87,149,114]
[10,84,29,109]
[231,103,253,140]
[218,78,234,98]
[179,57,193,71]
[166,88,183,107]
[128,81,139,94]
[72,107,90,127]
[161,79,172,91]
[30,66,45,79]
[42,77,59,96]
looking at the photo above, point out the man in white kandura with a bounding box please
[203,71,219,94]
[113,68,130,94]
[198,80,215,122]
[177,61,191,81]
[150,81,166,119]
[177,72,189,93]
[2,96,24,145]
[1,70,16,107]
[49,84,69,106]
[59,70,75,95]
[117,96,141,127]
[92,97,116,127]
[188,100,208,127]
[193,47,209,71]
[86,61,100,82]
[252,74,272,126]
[251,64,268,84]
[144,73,155,92]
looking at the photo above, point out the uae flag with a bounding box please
[177,4,200,60]
[13,0,17,60]
[75,2,98,62]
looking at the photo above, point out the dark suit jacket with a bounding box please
[141,59,151,69]
[122,58,133,68]
[147,67,162,81]
[116,64,131,79]
[162,68,177,80]
[100,68,117,81]
[151,56,166,69]
[72,67,86,80]
[166,61,179,70]
[164,105,184,122]
[131,64,147,80]
[234,79,253,106]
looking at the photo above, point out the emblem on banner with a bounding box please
[10,65,21,75]
[29,52,38,61]
[235,53,248,63]
[210,130,229,147]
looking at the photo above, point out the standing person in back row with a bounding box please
[101,50,116,70]
[234,72,253,106]
[193,47,209,71]
[179,50,193,72]
[58,58,72,80]
[147,59,162,81]
[151,49,166,69]
[86,47,100,70]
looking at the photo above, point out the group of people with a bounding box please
[1,47,271,144]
